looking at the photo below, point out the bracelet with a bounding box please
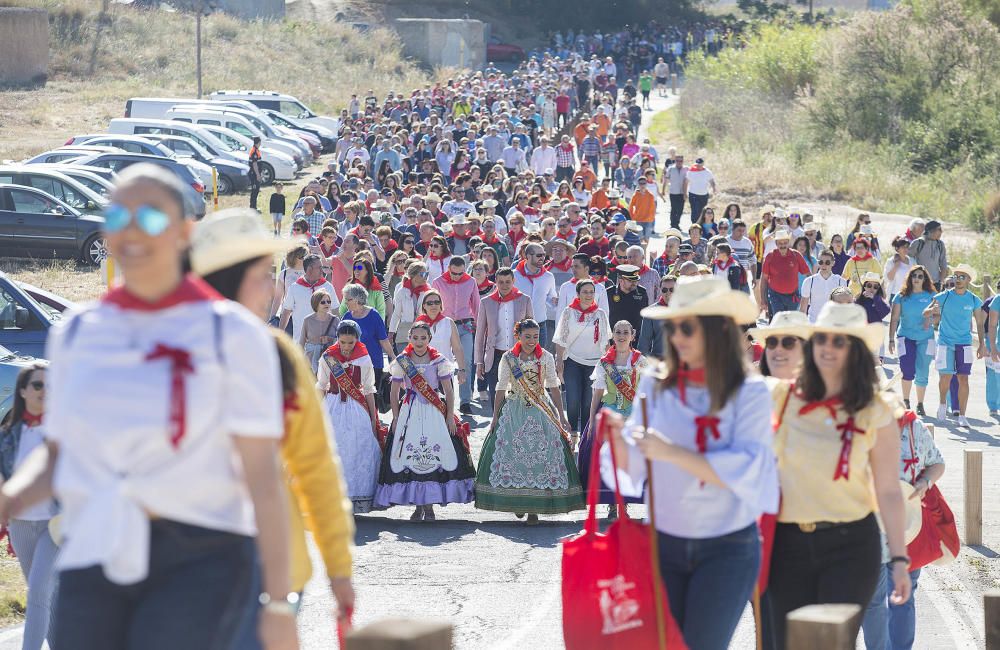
[259,592,301,617]
[889,556,910,566]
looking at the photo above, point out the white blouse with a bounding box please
[552,307,611,365]
[13,423,58,521]
[46,280,283,584]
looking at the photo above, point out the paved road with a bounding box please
[3,91,997,650]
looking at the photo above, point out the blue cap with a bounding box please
[611,213,628,224]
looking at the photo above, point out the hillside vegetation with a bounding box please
[676,0,1000,234]
[0,0,429,159]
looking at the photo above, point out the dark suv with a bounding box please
[0,183,106,265]
[70,153,207,218]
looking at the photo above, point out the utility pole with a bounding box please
[196,0,203,98]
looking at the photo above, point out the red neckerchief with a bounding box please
[591,274,607,285]
[489,287,523,303]
[450,231,474,241]
[689,164,705,172]
[899,410,920,482]
[713,257,737,271]
[570,216,586,228]
[319,242,338,258]
[21,411,43,428]
[144,343,194,449]
[798,394,866,480]
[568,298,598,322]
[511,341,543,359]
[440,272,472,285]
[415,313,446,328]
[392,268,405,278]
[477,279,495,293]
[355,275,384,291]
[676,364,705,406]
[516,259,545,283]
[591,236,609,248]
[427,252,448,262]
[324,342,370,363]
[546,257,573,272]
[656,295,668,306]
[403,278,429,299]
[600,346,641,365]
[851,252,873,262]
[637,264,651,275]
[401,344,441,360]
[481,233,501,245]
[295,276,327,292]
[508,229,527,250]
[104,275,221,310]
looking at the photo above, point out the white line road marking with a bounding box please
[919,566,981,649]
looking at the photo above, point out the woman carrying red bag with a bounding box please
[861,409,946,650]
[605,276,779,650]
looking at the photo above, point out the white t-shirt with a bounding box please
[883,256,913,296]
[801,272,849,322]
[685,168,715,195]
[283,279,338,336]
[45,279,284,584]
[513,266,558,325]
[557,279,610,317]
[13,423,58,521]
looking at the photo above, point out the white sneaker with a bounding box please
[936,404,949,420]
[958,416,971,428]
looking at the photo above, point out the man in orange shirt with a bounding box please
[590,178,611,210]
[575,161,598,191]
[593,106,611,138]
[628,176,657,242]
[574,114,592,147]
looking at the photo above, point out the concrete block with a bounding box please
[394,18,486,70]
[0,7,48,86]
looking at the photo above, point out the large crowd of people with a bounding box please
[0,40,995,650]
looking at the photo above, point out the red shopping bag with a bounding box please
[561,411,687,650]
[907,484,961,570]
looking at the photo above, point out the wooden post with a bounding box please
[346,619,452,650]
[670,73,678,95]
[965,449,983,546]
[986,591,1000,650]
[786,604,862,650]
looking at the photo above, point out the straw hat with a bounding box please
[190,208,297,277]
[425,192,442,203]
[607,189,621,199]
[748,310,811,343]
[481,199,499,209]
[523,222,541,234]
[773,228,792,242]
[545,238,576,255]
[662,227,683,240]
[861,272,882,285]
[641,276,759,324]
[625,221,643,233]
[450,213,469,225]
[810,302,884,352]
[949,263,978,284]
[875,481,923,545]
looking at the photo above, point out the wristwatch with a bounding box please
[259,591,301,616]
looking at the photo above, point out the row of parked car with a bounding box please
[1,90,341,267]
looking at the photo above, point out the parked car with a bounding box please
[0,166,107,213]
[0,343,42,419]
[208,90,341,133]
[0,183,107,266]
[67,152,207,218]
[262,109,336,153]
[487,38,526,62]
[32,164,117,198]
[17,280,77,316]
[197,124,298,183]
[166,107,306,167]
[139,135,250,194]
[67,134,216,194]
[0,271,66,362]
[23,146,124,165]
[172,104,317,160]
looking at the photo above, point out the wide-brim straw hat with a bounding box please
[545,238,576,255]
[480,199,499,208]
[875,480,923,545]
[641,276,759,324]
[748,310,812,343]
[861,271,882,285]
[949,263,978,284]
[625,221,643,233]
[191,208,297,277]
[662,227,683,240]
[809,302,884,352]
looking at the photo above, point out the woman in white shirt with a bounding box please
[553,280,610,441]
[603,276,778,650]
[415,289,467,412]
[424,236,453,283]
[571,176,592,208]
[0,165,297,650]
[883,236,914,299]
[0,363,57,650]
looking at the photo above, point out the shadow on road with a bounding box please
[353,515,588,547]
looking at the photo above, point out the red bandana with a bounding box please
[324,341,370,362]
[21,411,43,428]
[355,275,383,291]
[713,257,737,271]
[657,295,669,307]
[440,272,472,285]
[481,233,501,245]
[515,259,545,282]
[319,242,338,258]
[451,231,475,241]
[145,343,194,450]
[295,276,328,293]
[401,344,441,360]
[511,341,543,359]
[489,287,523,303]
[591,274,607,285]
[403,278,429,299]
[600,346,642,366]
[427,252,448,262]
[568,298,598,321]
[676,364,705,406]
[415,312,446,328]
[851,252,873,262]
[104,275,221,311]
[477,279,495,292]
[546,257,573,272]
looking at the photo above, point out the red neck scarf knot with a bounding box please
[489,286,523,303]
[440,272,472,285]
[694,415,722,454]
[145,343,194,449]
[415,312,446,328]
[833,417,865,481]
[403,278,429,299]
[21,411,43,428]
[676,364,705,405]
[568,298,598,321]
[296,277,326,292]
[401,344,441,360]
[546,257,573,273]
[511,341,543,359]
[799,396,841,421]
[515,259,545,281]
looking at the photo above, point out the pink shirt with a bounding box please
[329,255,353,296]
[432,274,481,322]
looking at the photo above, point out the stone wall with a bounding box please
[0,7,48,86]
[394,18,487,70]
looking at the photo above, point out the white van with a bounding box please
[164,108,305,167]
[209,90,341,133]
[198,125,301,186]
[167,105,312,162]
[107,118,295,183]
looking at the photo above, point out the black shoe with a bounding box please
[903,399,911,410]
[952,410,960,417]
[916,403,926,416]
[459,403,473,415]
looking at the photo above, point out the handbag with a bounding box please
[561,411,687,650]
[907,486,961,570]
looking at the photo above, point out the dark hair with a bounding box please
[891,236,910,250]
[575,279,596,295]
[724,203,742,221]
[337,320,361,338]
[410,322,432,337]
[201,257,297,403]
[589,256,608,276]
[659,316,747,412]
[303,254,323,273]
[900,264,936,297]
[352,256,377,290]
[796,337,877,415]
[359,216,376,228]
[0,362,48,433]
[293,217,309,233]
[514,318,540,335]
[572,252,590,265]
[495,266,515,279]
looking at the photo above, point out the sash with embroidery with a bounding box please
[600,359,638,404]
[505,353,571,444]
[396,354,471,452]
[324,355,388,449]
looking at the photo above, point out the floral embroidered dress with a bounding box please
[475,347,585,514]
[577,349,648,505]
[374,350,476,507]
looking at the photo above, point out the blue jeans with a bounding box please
[539,320,551,350]
[766,288,798,320]
[562,358,595,433]
[456,320,476,405]
[638,221,655,240]
[53,520,254,650]
[8,519,58,650]
[658,523,761,650]
[862,564,921,650]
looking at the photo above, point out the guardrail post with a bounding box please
[346,619,453,650]
[786,604,862,649]
[986,591,1000,649]
[670,73,678,95]
[965,449,983,546]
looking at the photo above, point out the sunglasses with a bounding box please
[818,259,833,266]
[813,333,849,349]
[103,204,170,236]
[615,255,627,261]
[661,286,674,293]
[423,300,442,306]
[955,273,971,281]
[319,299,332,305]
[28,380,45,391]
[663,320,697,338]
[354,264,366,272]
[765,336,800,350]
[418,271,430,278]
[863,283,880,291]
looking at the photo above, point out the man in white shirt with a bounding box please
[683,157,716,227]
[654,57,670,96]
[513,242,558,347]
[279,254,338,335]
[661,154,687,230]
[500,139,527,177]
[799,249,848,322]
[530,136,557,176]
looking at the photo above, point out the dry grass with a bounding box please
[0,0,429,160]
[0,545,26,628]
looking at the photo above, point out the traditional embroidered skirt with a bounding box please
[577,404,644,505]
[325,394,381,514]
